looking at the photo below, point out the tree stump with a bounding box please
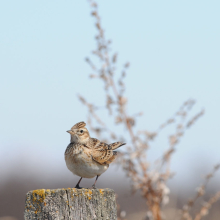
[24,188,117,220]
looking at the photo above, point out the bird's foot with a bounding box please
[91,184,96,189]
[75,184,82,189]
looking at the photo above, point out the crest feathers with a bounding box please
[71,121,86,130]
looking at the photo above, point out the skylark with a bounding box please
[65,121,125,189]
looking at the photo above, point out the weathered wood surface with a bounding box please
[24,188,117,220]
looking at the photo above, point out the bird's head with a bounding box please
[67,121,90,144]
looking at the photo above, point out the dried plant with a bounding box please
[180,164,220,220]
[78,1,219,219]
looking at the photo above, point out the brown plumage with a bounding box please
[65,121,125,189]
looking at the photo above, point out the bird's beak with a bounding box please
[66,130,72,134]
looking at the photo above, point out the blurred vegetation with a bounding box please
[78,1,220,219]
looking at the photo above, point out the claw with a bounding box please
[75,184,82,189]
[91,184,96,189]
[75,177,83,189]
[91,175,99,189]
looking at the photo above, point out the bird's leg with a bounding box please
[75,177,83,189]
[92,175,100,189]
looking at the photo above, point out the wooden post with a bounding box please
[24,188,117,220]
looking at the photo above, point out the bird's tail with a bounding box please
[109,142,126,150]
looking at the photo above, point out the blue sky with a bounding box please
[0,0,220,185]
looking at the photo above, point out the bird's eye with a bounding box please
[80,130,84,133]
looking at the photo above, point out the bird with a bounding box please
[64,121,126,189]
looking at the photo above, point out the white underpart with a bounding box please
[65,153,108,178]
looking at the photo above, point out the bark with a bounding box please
[24,188,117,220]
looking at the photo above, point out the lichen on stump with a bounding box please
[24,188,117,220]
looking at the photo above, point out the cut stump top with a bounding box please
[24,188,117,220]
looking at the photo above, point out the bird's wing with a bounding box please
[91,141,115,165]
[105,151,117,164]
